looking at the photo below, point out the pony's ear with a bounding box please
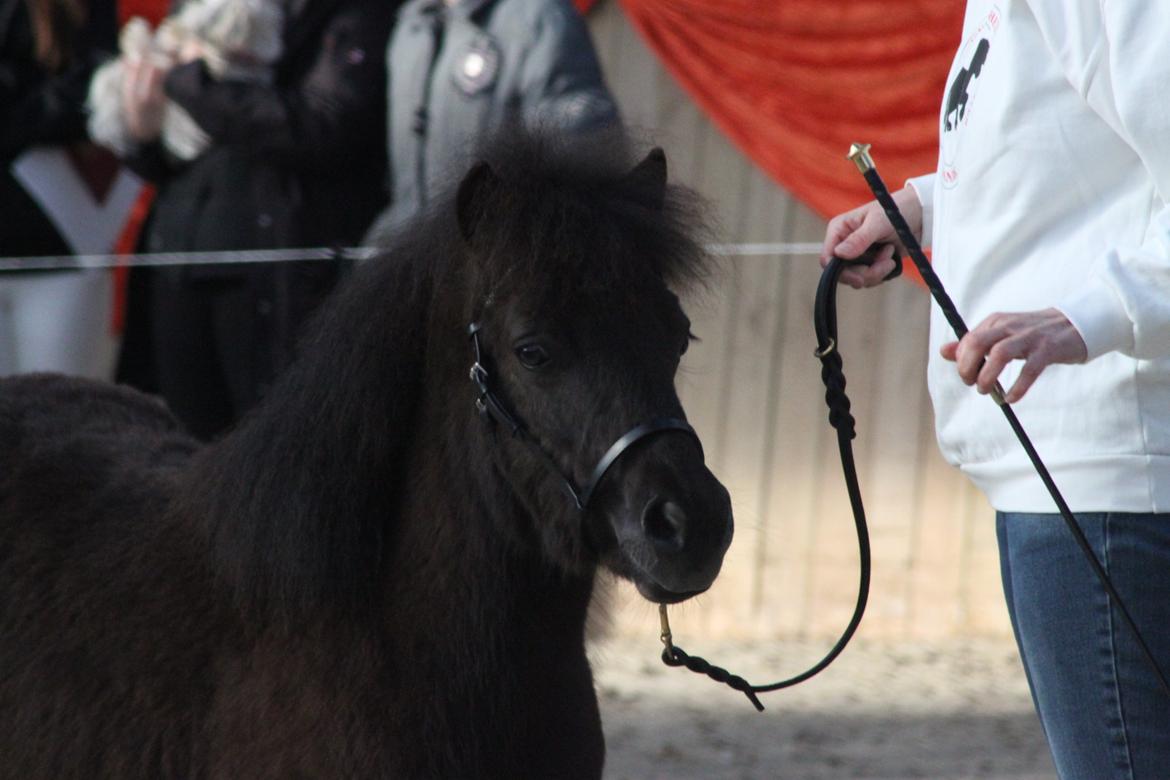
[457,161,501,243]
[620,147,667,210]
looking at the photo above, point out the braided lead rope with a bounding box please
[656,252,878,711]
[659,605,764,711]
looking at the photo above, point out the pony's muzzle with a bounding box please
[621,478,733,603]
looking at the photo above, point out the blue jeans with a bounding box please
[998,512,1170,779]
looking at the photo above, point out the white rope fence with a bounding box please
[705,242,821,257]
[0,242,824,272]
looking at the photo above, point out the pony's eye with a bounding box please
[680,331,699,357]
[515,343,551,369]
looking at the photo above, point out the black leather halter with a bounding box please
[467,322,700,511]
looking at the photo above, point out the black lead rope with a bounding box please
[655,247,886,713]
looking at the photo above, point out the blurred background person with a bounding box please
[364,0,619,244]
[1,0,135,378]
[115,0,398,440]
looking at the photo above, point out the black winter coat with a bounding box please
[120,0,398,438]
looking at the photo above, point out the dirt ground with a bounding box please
[591,635,1056,780]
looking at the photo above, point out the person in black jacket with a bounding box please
[118,0,398,439]
[1,0,123,378]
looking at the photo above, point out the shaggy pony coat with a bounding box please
[0,134,723,778]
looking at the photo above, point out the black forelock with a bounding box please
[418,128,717,305]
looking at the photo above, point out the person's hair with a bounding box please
[25,0,86,71]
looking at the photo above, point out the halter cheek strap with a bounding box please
[468,322,699,511]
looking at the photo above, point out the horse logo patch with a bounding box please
[452,35,501,96]
[941,4,999,189]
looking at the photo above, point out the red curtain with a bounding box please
[117,0,169,25]
[593,0,963,223]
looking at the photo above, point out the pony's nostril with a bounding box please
[642,499,687,552]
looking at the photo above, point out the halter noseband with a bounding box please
[468,322,700,511]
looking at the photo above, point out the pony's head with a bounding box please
[450,137,733,603]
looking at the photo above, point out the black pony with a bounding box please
[0,135,733,778]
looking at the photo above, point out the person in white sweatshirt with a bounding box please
[821,2,1170,777]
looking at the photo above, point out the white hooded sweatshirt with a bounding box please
[908,0,1170,512]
